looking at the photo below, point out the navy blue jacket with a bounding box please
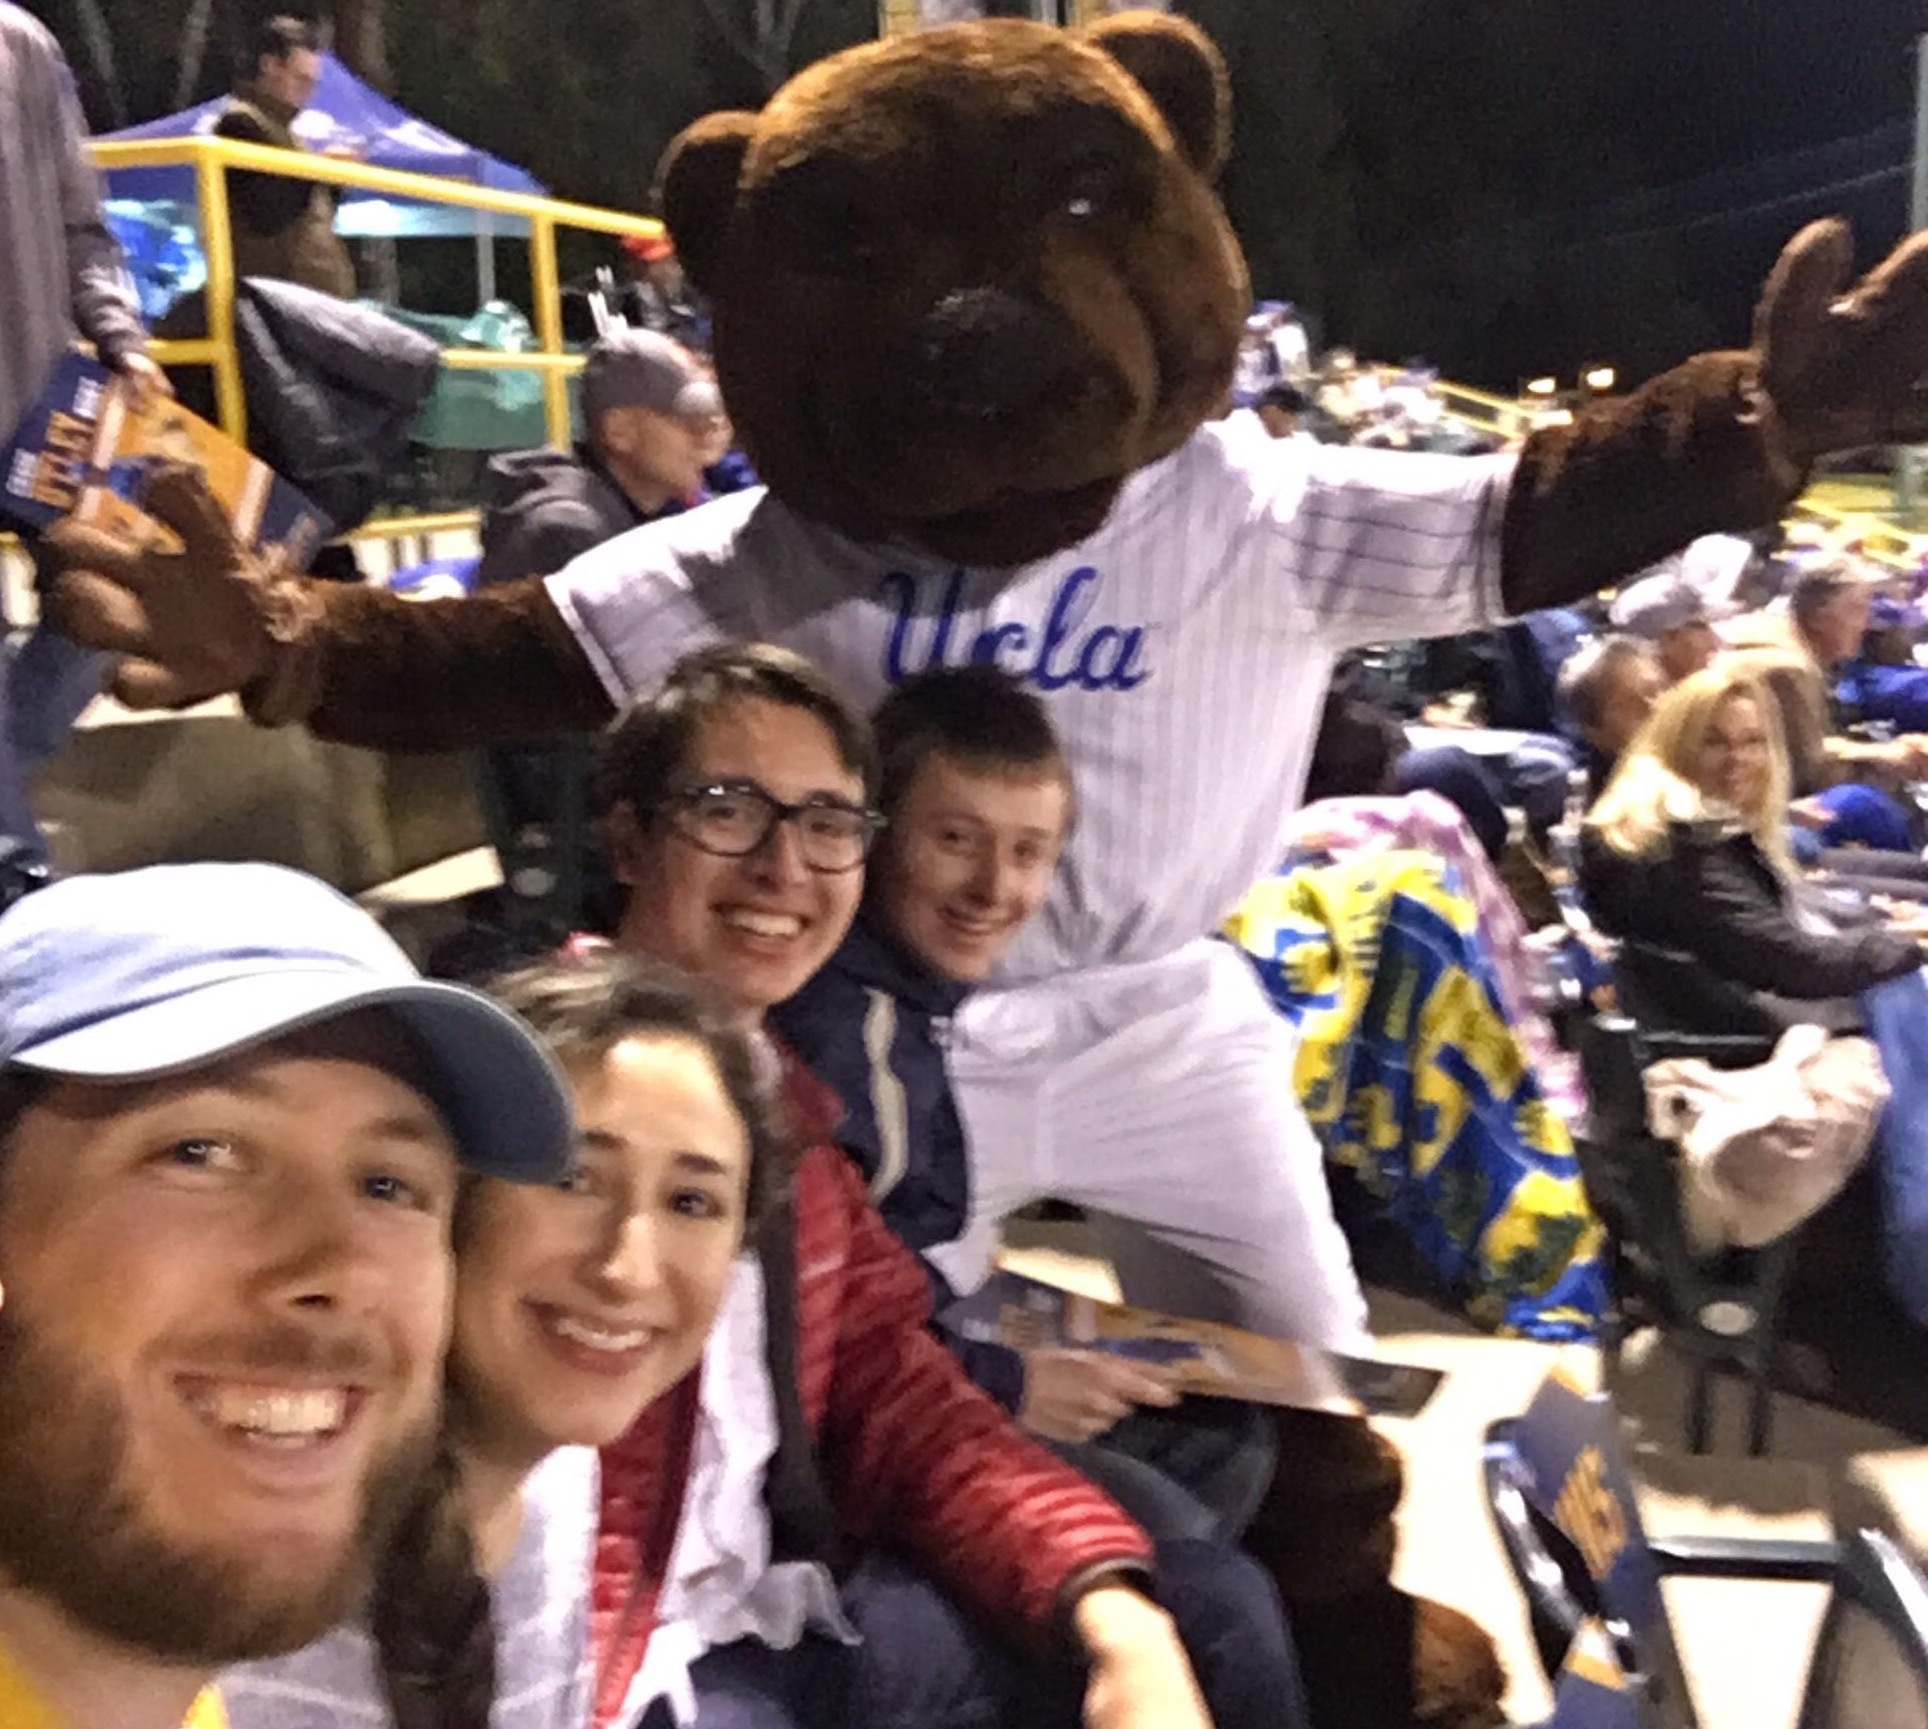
[771,910,1029,1411]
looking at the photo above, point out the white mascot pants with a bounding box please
[930,937,1371,1352]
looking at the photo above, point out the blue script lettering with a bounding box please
[878,565,1151,692]
[971,621,1033,670]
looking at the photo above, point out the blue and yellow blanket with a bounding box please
[1230,850,1606,1340]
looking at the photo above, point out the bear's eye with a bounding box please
[769,198,877,279]
[1056,157,1133,224]
[759,162,883,279]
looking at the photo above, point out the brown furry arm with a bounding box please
[244,577,617,752]
[1499,350,1804,617]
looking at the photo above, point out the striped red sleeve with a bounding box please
[590,1375,700,1729]
[796,1146,1153,1637]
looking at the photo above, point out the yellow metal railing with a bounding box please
[1384,368,1928,570]
[89,134,665,453]
[1787,500,1923,572]
[73,135,1928,574]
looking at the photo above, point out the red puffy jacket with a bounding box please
[588,1063,1151,1726]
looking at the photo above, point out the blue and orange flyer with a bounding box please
[2,350,328,571]
[946,1269,1445,1418]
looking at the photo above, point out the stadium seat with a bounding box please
[1482,1373,1928,1726]
[1574,1013,1794,1455]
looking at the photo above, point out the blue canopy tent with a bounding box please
[101,52,543,209]
[99,54,543,312]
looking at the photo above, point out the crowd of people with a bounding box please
[0,22,1367,1700]
[1302,515,1928,1335]
[13,5,1928,1728]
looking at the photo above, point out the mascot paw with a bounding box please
[41,462,295,711]
[1245,1408,1404,1602]
[1756,218,1928,463]
[1411,1595,1511,1729]
[1243,1409,1509,1729]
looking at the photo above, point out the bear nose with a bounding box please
[897,288,1073,422]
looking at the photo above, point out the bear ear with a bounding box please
[1082,13,1231,179]
[655,112,758,294]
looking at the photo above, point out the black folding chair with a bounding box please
[1795,1526,1928,1728]
[471,738,599,950]
[1574,1012,1798,1455]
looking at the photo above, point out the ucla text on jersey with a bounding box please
[879,567,1152,693]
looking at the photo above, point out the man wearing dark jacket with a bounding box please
[213,17,355,300]
[476,329,729,588]
[474,329,736,942]
[1557,635,1663,804]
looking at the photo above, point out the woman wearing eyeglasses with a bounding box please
[588,642,1306,1729]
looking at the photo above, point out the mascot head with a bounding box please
[658,13,1248,566]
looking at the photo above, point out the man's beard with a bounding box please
[0,1293,436,1665]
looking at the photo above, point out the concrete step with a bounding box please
[32,696,487,896]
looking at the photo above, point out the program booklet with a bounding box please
[945,1270,1445,1420]
[1,350,327,570]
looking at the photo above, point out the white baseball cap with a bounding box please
[0,863,574,1182]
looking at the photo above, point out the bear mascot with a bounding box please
[46,13,1928,1729]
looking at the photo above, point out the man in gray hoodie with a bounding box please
[471,329,736,939]
[475,329,730,589]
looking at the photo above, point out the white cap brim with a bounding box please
[16,970,574,1184]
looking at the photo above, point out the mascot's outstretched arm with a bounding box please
[38,13,1928,754]
[1501,216,1928,614]
[44,465,614,751]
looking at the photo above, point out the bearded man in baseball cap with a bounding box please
[0,861,572,1729]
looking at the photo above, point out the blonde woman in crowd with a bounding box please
[1578,663,1926,1038]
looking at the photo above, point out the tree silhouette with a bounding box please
[26,0,1731,385]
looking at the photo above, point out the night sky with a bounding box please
[1323,0,1928,374]
[1594,0,1925,297]
[1596,0,1922,181]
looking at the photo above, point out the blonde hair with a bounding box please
[1586,664,1792,871]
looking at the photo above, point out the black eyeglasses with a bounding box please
[658,781,884,873]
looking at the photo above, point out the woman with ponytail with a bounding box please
[219,953,782,1729]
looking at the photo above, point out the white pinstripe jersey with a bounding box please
[551,418,1514,983]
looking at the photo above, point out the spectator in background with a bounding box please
[477,329,729,589]
[1559,635,1664,802]
[1254,383,1311,442]
[1608,571,1727,685]
[618,231,710,353]
[470,328,737,956]
[214,16,356,300]
[1232,303,1310,406]
[1301,657,1408,805]
[1727,560,1928,850]
[1839,596,1928,735]
[0,3,165,442]
[1311,349,1383,435]
[0,0,169,888]
[1580,665,1926,1037]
